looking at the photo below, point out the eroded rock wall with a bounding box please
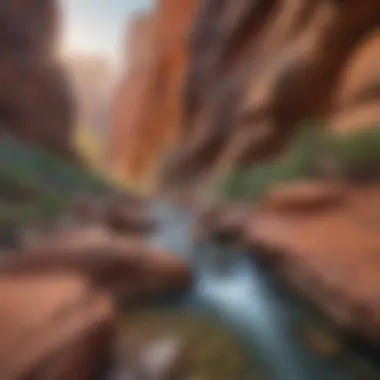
[246,181,380,342]
[0,0,76,160]
[164,0,380,193]
[110,13,158,189]
[110,0,199,192]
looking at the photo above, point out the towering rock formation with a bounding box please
[110,0,199,192]
[163,0,380,195]
[110,13,157,189]
[0,0,76,160]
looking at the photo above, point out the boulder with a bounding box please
[21,224,111,251]
[1,233,191,302]
[261,181,347,214]
[70,194,156,235]
[0,273,115,380]
[104,195,156,235]
[194,202,256,244]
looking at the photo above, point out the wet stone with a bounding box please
[116,310,261,380]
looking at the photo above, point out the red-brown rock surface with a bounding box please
[246,182,380,343]
[163,0,380,194]
[110,13,157,187]
[0,221,192,379]
[261,181,347,214]
[0,274,114,380]
[110,0,199,190]
[0,0,76,160]
[2,230,191,302]
[194,202,256,244]
[68,193,156,234]
[104,194,156,234]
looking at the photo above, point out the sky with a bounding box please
[62,0,152,63]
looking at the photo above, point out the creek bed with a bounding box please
[104,202,380,380]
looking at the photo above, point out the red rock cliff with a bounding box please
[163,0,380,194]
[110,13,157,188]
[110,0,199,192]
[0,0,76,160]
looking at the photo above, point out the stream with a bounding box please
[147,202,346,380]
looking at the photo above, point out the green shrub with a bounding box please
[0,136,115,196]
[327,126,380,169]
[0,136,119,229]
[218,124,380,203]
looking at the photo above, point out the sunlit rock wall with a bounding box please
[163,0,380,194]
[110,13,157,191]
[110,0,199,193]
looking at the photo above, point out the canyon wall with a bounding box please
[110,0,199,192]
[110,13,157,189]
[163,0,380,194]
[0,0,76,160]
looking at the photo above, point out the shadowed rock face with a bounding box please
[3,227,191,303]
[163,0,380,193]
[0,0,76,161]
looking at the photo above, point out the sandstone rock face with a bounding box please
[163,0,380,193]
[0,0,76,160]
[246,182,380,343]
[261,181,347,214]
[2,231,191,302]
[110,14,157,188]
[0,212,192,378]
[110,0,199,192]
[0,274,114,380]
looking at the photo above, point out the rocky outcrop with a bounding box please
[246,182,380,343]
[261,181,346,214]
[163,0,380,194]
[4,228,191,302]
[193,202,256,244]
[69,193,156,235]
[110,13,158,189]
[0,274,114,380]
[110,0,199,191]
[0,216,192,378]
[0,0,76,160]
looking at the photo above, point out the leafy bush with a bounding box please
[0,136,118,228]
[0,136,115,196]
[326,126,380,169]
[219,124,380,202]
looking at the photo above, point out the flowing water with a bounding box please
[106,202,379,380]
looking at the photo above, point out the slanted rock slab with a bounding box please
[0,274,115,380]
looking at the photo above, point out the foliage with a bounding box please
[0,136,117,227]
[326,126,380,169]
[0,135,114,196]
[219,124,380,203]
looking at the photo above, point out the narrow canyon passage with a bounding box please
[144,201,342,380]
